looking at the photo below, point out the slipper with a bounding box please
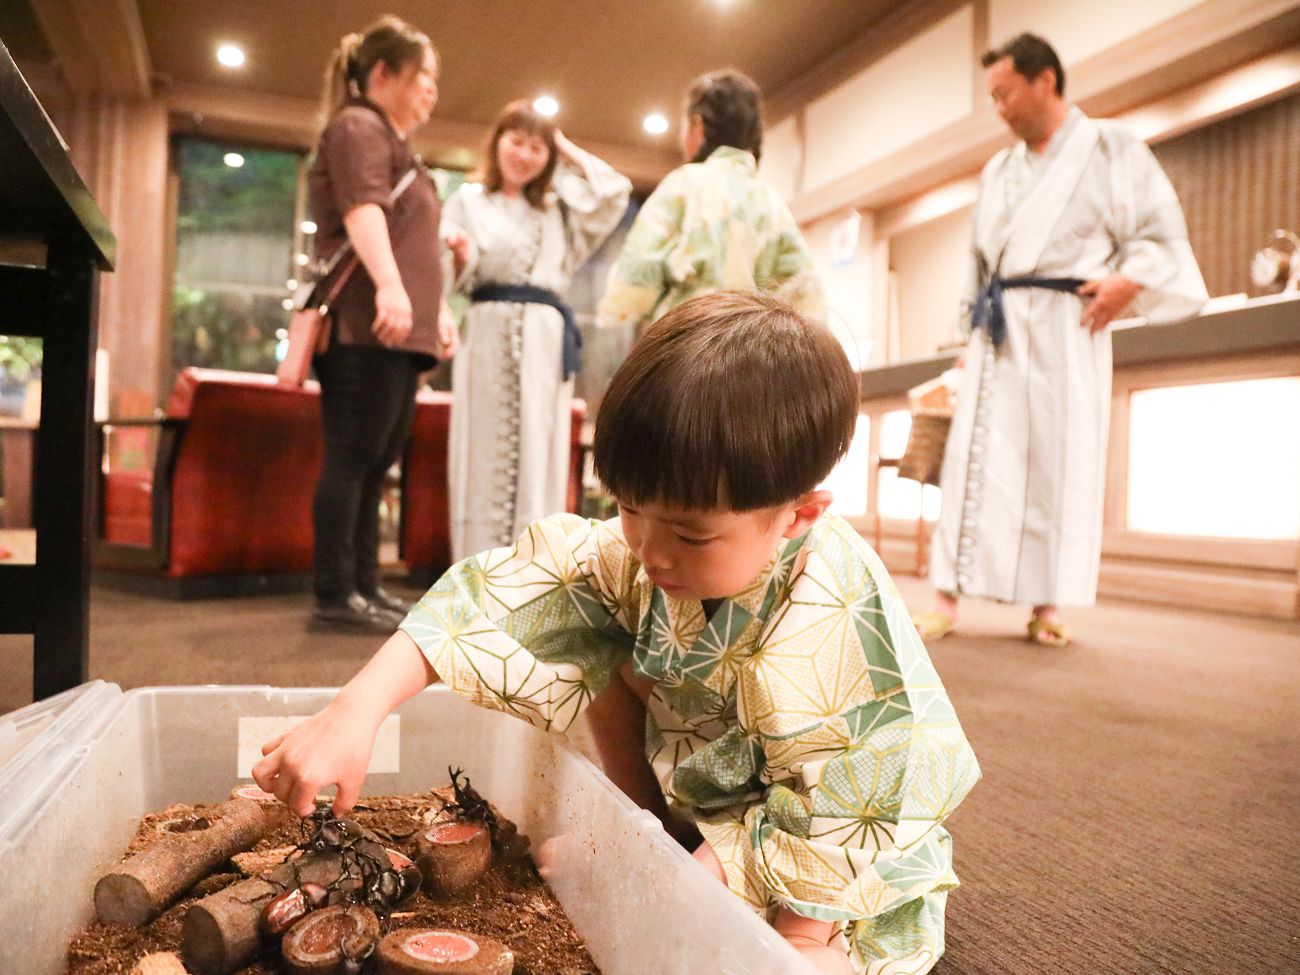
[1027,617,1071,647]
[912,611,956,641]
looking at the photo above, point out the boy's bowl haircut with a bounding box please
[593,291,858,512]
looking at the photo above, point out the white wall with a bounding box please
[889,206,974,360]
[989,0,1204,66]
[803,6,975,192]
[759,116,801,202]
[802,208,877,369]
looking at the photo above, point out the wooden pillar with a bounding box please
[60,93,169,415]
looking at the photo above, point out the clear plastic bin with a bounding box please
[0,684,810,974]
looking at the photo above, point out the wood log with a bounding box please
[95,798,274,927]
[181,832,391,975]
[377,929,514,975]
[281,904,380,975]
[416,820,490,895]
[129,953,189,975]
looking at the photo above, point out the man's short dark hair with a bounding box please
[594,292,857,512]
[981,33,1065,96]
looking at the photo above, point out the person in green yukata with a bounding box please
[254,291,980,975]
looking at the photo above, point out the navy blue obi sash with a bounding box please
[971,274,1087,347]
[470,283,581,379]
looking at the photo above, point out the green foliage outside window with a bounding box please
[171,139,300,382]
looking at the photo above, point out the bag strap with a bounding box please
[302,166,422,310]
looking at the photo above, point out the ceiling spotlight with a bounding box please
[300,220,317,234]
[223,152,245,168]
[295,253,310,266]
[533,95,559,117]
[216,43,245,69]
[280,298,294,311]
[643,113,669,135]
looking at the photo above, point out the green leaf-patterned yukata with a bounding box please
[400,513,980,974]
[595,146,825,333]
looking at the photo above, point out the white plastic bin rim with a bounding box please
[0,680,123,853]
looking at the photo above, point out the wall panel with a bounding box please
[803,6,974,192]
[988,0,1203,65]
[1153,90,1300,298]
[759,116,801,202]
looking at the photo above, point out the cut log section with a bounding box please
[281,904,380,975]
[416,820,490,895]
[377,929,514,975]
[387,849,422,903]
[95,798,274,927]
[129,953,189,975]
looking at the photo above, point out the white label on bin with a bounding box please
[236,715,400,778]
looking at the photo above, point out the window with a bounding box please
[171,138,302,382]
[1127,378,1300,539]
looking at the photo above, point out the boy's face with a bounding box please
[617,493,831,602]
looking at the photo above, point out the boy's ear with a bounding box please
[782,490,833,539]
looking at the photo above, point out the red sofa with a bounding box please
[94,368,323,596]
[95,369,587,596]
[400,391,587,585]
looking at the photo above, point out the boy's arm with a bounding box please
[401,513,637,734]
[253,630,436,816]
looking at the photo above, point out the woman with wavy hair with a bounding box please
[442,100,631,560]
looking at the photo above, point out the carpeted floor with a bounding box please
[1,574,1297,973]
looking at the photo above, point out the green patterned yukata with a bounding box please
[401,513,979,974]
[596,146,825,333]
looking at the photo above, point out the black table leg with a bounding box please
[32,243,99,698]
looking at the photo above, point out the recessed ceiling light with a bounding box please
[223,152,245,168]
[216,43,245,69]
[533,95,559,117]
[300,220,317,235]
[643,113,669,135]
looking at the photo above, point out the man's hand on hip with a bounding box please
[1077,274,1141,334]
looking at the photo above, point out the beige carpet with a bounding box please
[1,575,1297,973]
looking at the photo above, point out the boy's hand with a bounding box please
[775,908,855,975]
[252,699,379,817]
[253,631,436,818]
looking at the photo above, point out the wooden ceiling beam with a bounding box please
[28,0,151,98]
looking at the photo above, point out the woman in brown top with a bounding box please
[299,16,456,632]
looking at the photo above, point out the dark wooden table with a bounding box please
[0,41,115,700]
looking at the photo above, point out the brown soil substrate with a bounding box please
[67,792,599,975]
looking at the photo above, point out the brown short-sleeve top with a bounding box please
[308,100,442,365]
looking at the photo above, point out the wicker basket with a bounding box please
[897,410,952,486]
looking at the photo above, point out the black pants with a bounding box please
[312,344,421,602]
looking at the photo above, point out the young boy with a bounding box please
[255,291,980,975]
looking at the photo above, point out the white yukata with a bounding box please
[932,108,1206,607]
[443,151,631,562]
